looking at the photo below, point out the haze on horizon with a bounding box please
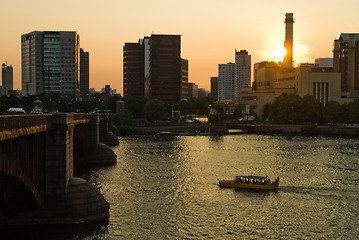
[1,0,358,95]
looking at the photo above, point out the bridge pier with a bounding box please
[108,114,121,137]
[45,114,74,211]
[75,113,117,165]
[0,113,117,226]
[99,114,119,146]
[43,113,110,224]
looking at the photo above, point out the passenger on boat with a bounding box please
[272,177,279,185]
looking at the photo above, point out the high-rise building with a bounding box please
[21,31,80,101]
[218,50,251,101]
[149,34,182,102]
[2,63,13,95]
[123,39,148,99]
[181,59,189,100]
[210,77,218,101]
[80,48,89,100]
[123,34,183,103]
[333,33,359,98]
[218,63,235,101]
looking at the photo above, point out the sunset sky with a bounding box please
[1,0,359,95]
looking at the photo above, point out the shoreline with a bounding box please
[134,123,359,137]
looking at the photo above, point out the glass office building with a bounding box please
[21,31,80,101]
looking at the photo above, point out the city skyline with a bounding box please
[1,0,359,94]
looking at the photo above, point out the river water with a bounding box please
[70,134,359,239]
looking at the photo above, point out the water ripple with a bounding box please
[75,135,359,239]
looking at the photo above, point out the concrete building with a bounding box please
[333,33,359,98]
[80,48,89,100]
[187,82,198,98]
[91,85,117,102]
[2,63,13,95]
[123,34,183,103]
[21,31,80,101]
[218,50,251,101]
[242,63,341,119]
[315,58,333,68]
[210,77,218,101]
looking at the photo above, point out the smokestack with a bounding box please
[283,13,294,69]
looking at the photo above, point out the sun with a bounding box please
[273,46,286,62]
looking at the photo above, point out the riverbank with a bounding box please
[134,122,359,137]
[246,124,359,137]
[135,124,207,135]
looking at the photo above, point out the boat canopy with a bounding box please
[237,174,268,180]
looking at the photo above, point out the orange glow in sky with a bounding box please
[1,0,359,95]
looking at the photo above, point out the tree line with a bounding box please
[1,93,212,116]
[3,92,359,126]
[122,96,212,121]
[107,96,213,136]
[0,94,122,114]
[262,93,359,125]
[0,94,213,135]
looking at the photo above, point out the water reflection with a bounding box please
[76,134,359,239]
[0,222,109,240]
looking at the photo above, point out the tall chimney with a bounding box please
[283,13,294,69]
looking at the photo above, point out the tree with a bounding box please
[262,103,272,122]
[265,93,323,124]
[144,99,168,121]
[125,97,147,118]
[106,94,122,113]
[276,93,302,123]
[300,94,323,123]
[115,109,134,126]
[269,93,289,123]
[323,101,343,124]
[184,97,212,115]
[178,100,190,117]
[348,99,359,124]
[233,104,245,120]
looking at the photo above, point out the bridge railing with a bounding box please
[0,114,52,132]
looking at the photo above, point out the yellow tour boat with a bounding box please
[219,174,279,190]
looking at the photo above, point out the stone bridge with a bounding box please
[0,113,119,225]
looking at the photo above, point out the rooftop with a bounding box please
[339,33,359,42]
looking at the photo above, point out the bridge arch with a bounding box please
[0,154,44,209]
